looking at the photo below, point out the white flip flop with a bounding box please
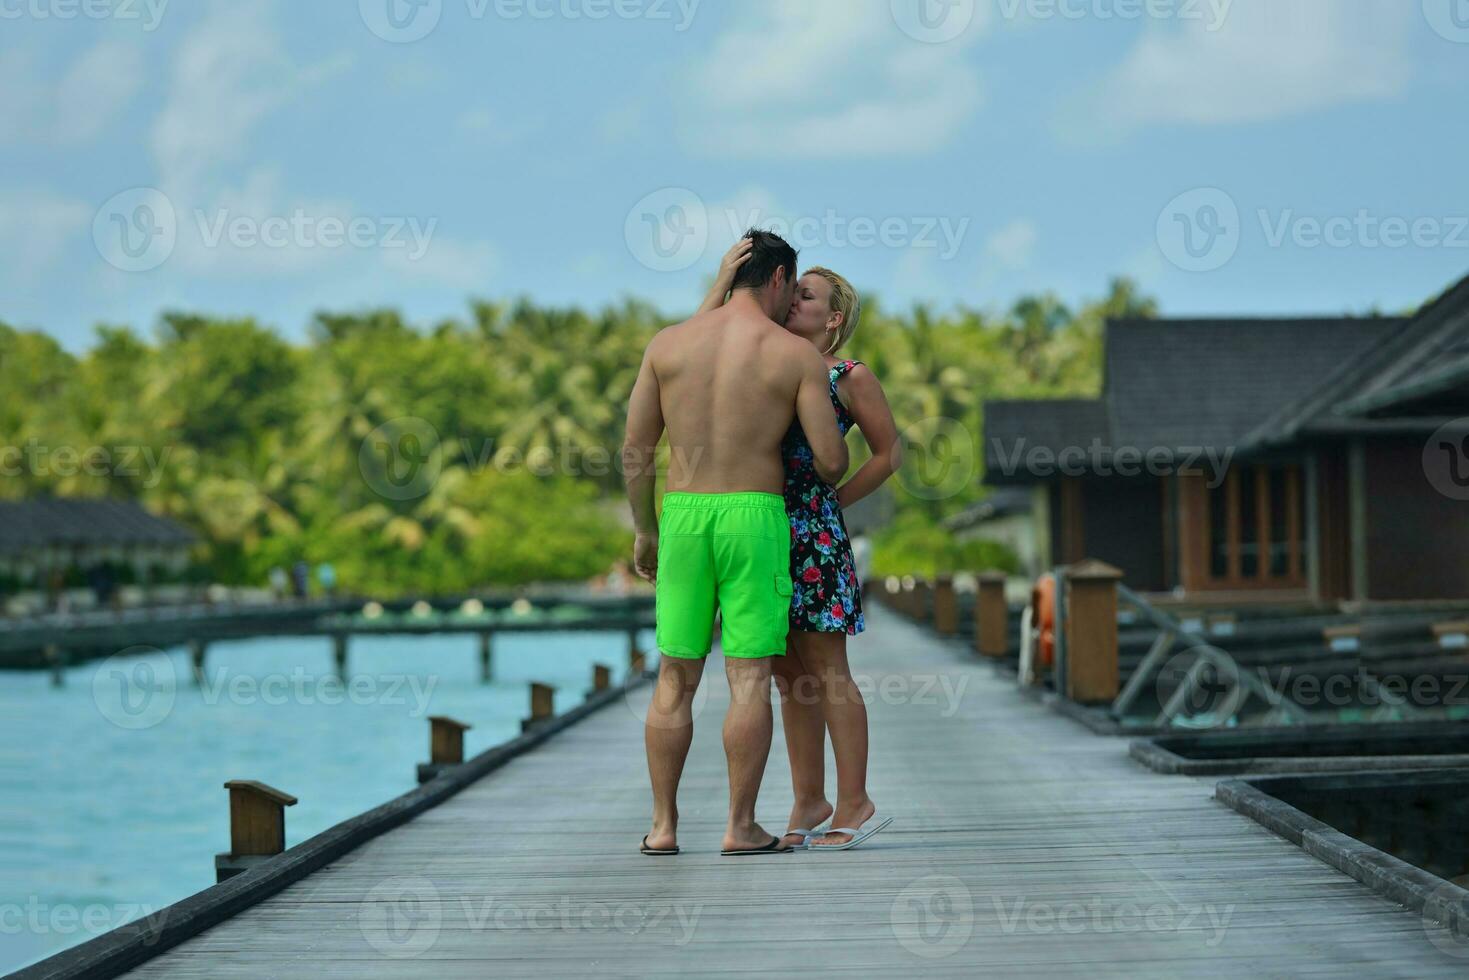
[783,820,833,849]
[809,816,893,851]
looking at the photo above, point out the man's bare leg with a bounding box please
[721,655,785,851]
[794,632,877,846]
[645,656,706,851]
[772,640,832,847]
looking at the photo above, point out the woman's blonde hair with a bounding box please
[804,266,861,354]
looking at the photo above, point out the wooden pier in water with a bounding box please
[0,592,655,685]
[20,601,1467,978]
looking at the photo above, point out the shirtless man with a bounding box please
[623,230,849,856]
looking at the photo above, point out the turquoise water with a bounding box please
[0,629,647,974]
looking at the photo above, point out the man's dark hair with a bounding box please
[730,228,798,292]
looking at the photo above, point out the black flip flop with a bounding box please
[640,834,679,856]
[720,835,792,856]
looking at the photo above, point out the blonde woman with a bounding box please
[697,237,902,849]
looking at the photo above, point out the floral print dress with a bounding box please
[781,359,865,635]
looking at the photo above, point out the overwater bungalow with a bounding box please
[983,270,1469,605]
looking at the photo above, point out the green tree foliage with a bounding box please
[2,280,1149,592]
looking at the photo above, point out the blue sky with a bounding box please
[4,0,1469,352]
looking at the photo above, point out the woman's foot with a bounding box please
[781,799,834,848]
[813,796,876,847]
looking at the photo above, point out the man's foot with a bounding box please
[722,821,791,854]
[642,825,678,853]
[813,797,876,847]
[781,799,834,848]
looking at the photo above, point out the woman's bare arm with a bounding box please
[695,238,753,314]
[835,364,903,510]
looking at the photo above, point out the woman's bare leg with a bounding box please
[772,638,832,846]
[793,630,876,845]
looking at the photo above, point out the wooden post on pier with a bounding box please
[429,716,471,764]
[910,578,931,623]
[215,780,298,883]
[975,571,1008,658]
[1063,559,1123,704]
[332,633,349,678]
[932,575,957,636]
[522,682,555,732]
[590,663,612,697]
[44,643,65,687]
[478,630,494,683]
[189,638,207,687]
[896,578,916,619]
[418,716,473,784]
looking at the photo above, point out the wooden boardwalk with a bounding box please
[119,605,1465,978]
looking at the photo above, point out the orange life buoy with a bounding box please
[1032,574,1056,668]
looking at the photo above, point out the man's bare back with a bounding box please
[648,302,825,494]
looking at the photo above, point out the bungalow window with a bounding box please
[1203,464,1305,587]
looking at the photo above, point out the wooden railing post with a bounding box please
[913,577,933,624]
[932,575,957,636]
[591,663,612,696]
[332,633,349,678]
[522,682,555,732]
[975,571,1008,658]
[429,715,471,765]
[478,630,494,683]
[418,716,472,784]
[216,780,298,882]
[44,643,66,687]
[1063,560,1123,704]
[189,638,208,687]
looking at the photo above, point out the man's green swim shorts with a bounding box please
[655,492,792,659]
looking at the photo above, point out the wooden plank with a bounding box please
[108,606,1467,979]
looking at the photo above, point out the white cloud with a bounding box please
[458,108,497,134]
[704,186,788,252]
[1063,0,1413,139]
[681,0,987,158]
[150,1,348,195]
[456,106,532,146]
[0,41,143,146]
[0,191,91,278]
[380,237,499,288]
[982,218,1038,271]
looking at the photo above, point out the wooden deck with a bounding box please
[119,605,1466,978]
